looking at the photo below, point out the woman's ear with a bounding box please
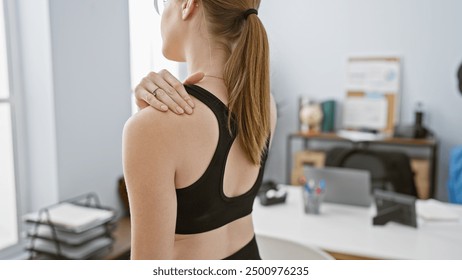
[181,0,197,20]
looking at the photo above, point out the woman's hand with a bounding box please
[134,70,204,115]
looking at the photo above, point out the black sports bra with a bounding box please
[175,84,270,234]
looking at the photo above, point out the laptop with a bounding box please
[303,166,373,207]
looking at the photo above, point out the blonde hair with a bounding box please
[200,0,270,166]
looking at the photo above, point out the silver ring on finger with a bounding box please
[152,87,161,97]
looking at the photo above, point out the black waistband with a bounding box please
[223,236,261,260]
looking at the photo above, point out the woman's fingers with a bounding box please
[156,70,194,113]
[138,87,168,112]
[134,70,197,115]
[151,87,187,114]
[134,84,150,109]
[144,70,189,114]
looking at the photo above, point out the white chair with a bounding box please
[256,234,335,260]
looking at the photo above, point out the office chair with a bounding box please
[118,176,130,217]
[325,147,418,197]
[256,234,334,260]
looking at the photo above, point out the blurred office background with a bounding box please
[1,0,461,258]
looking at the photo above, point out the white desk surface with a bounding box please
[253,186,462,260]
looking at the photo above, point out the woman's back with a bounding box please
[172,81,276,259]
[123,79,275,259]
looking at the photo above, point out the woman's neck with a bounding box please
[183,37,230,104]
[184,37,229,79]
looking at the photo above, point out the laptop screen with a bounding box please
[303,166,373,207]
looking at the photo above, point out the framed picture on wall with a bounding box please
[344,57,401,136]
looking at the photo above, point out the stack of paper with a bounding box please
[29,225,110,245]
[337,129,385,142]
[24,202,116,259]
[30,237,113,260]
[24,202,115,232]
[416,199,460,221]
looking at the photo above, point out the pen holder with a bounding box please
[303,189,324,215]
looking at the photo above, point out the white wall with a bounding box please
[260,0,462,201]
[15,0,59,212]
[13,0,131,215]
[48,0,131,211]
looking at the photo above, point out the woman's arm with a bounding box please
[122,108,178,259]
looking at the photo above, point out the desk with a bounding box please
[253,186,462,260]
[286,132,439,198]
[103,217,131,260]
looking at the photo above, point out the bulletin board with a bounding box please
[343,57,401,136]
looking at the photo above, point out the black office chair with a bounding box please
[325,147,418,197]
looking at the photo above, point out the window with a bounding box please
[0,0,19,252]
[128,0,182,114]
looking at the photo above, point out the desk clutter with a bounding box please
[300,166,418,227]
[258,181,287,206]
[373,189,417,228]
[287,133,437,199]
[266,183,460,233]
[299,176,325,215]
[23,193,117,260]
[253,186,462,260]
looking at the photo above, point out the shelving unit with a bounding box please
[286,132,438,199]
[23,193,117,260]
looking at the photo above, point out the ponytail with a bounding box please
[202,0,270,166]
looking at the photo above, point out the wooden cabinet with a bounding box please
[410,159,430,199]
[291,150,325,185]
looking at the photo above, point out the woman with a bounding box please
[123,0,276,260]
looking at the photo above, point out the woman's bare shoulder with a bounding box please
[124,106,176,135]
[122,107,186,162]
[123,101,214,151]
